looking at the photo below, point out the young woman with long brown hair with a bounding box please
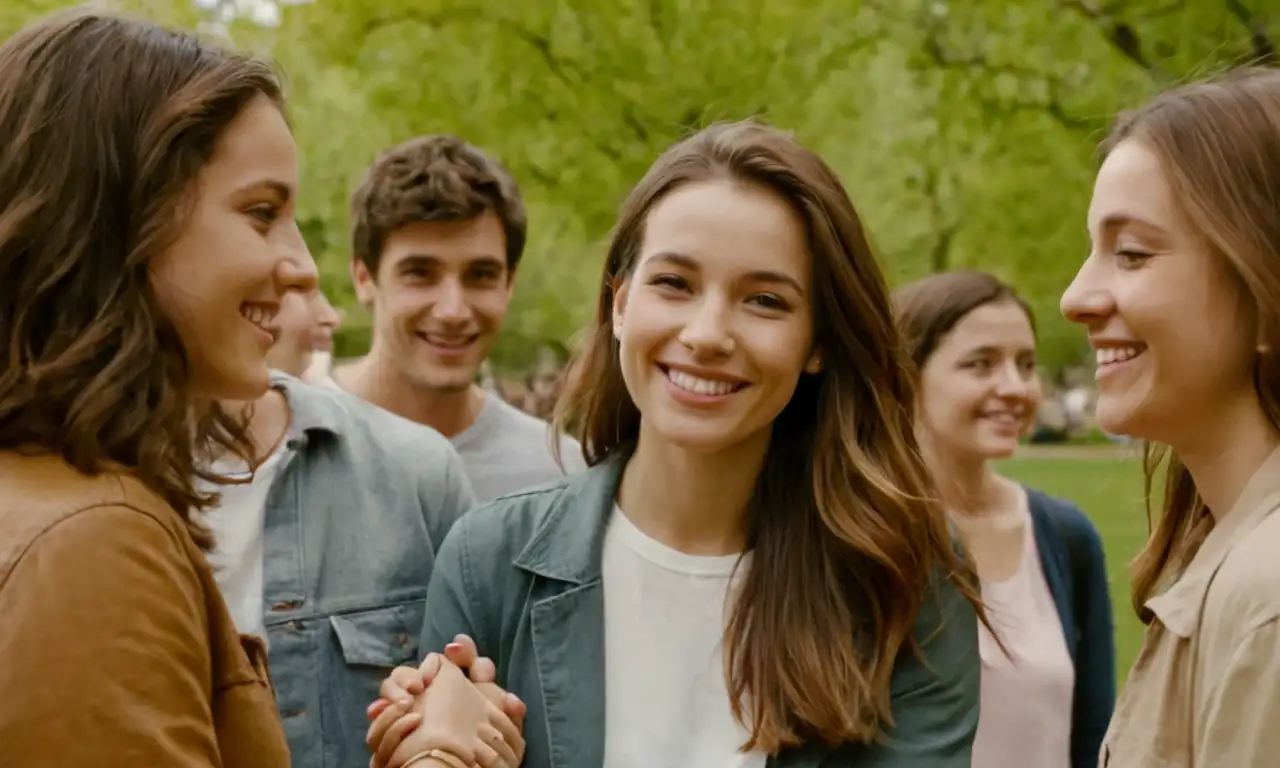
[896,271,1115,768]
[1061,68,1280,766]
[0,11,316,763]
[365,121,983,768]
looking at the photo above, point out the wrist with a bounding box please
[403,749,470,768]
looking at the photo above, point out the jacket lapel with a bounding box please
[514,451,628,768]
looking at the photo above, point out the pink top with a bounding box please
[972,504,1075,768]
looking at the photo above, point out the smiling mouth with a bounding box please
[1096,345,1146,369]
[418,332,478,350]
[240,302,279,340]
[659,365,749,397]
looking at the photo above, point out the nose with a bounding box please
[432,278,472,323]
[278,251,318,295]
[1060,255,1111,327]
[678,294,735,357]
[315,291,341,329]
[994,361,1035,399]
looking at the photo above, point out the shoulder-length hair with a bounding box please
[1099,68,1280,622]
[893,270,1036,372]
[0,11,281,549]
[555,121,983,752]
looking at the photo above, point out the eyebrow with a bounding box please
[235,178,293,202]
[1097,212,1166,235]
[395,254,506,269]
[647,251,806,295]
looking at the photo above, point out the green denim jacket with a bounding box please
[419,452,979,767]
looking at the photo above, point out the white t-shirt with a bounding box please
[601,507,767,768]
[197,446,286,642]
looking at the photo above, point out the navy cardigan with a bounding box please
[1025,488,1117,768]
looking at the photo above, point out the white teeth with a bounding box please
[240,305,274,328]
[1096,346,1144,366]
[666,369,739,396]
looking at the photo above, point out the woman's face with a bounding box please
[918,300,1039,462]
[1061,139,1256,445]
[150,94,317,401]
[613,179,820,456]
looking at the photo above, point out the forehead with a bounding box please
[382,213,506,265]
[1087,139,1179,234]
[202,94,297,193]
[937,301,1035,354]
[639,179,809,278]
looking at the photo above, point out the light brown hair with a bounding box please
[555,121,983,751]
[1100,68,1280,621]
[0,10,281,549]
[350,135,527,274]
[893,270,1036,372]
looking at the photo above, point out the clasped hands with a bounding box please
[365,634,527,768]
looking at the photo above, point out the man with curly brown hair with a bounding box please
[334,135,584,501]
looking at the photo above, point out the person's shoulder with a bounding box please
[278,372,456,458]
[1025,486,1105,550]
[450,473,576,549]
[486,396,587,469]
[0,452,188,560]
[0,456,199,605]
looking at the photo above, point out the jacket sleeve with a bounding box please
[0,505,222,766]
[419,512,482,655]
[834,575,980,767]
[1067,515,1116,768]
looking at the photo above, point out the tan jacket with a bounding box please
[0,452,290,766]
[1102,446,1280,767]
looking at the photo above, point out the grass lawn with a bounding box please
[997,457,1149,686]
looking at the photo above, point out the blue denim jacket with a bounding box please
[422,450,980,767]
[261,374,475,768]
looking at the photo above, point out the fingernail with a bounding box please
[397,698,412,708]
[445,642,462,653]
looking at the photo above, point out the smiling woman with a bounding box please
[1061,68,1280,768]
[895,271,1115,768]
[0,9,314,765]
[367,121,985,768]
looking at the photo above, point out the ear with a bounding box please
[804,347,823,375]
[611,277,631,341]
[350,259,375,308]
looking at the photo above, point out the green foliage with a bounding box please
[6,0,1275,371]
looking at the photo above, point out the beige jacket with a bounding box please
[1102,447,1280,767]
[0,452,291,766]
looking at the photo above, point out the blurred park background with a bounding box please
[5,0,1274,681]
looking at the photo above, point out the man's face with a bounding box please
[352,212,514,393]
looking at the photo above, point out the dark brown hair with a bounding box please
[350,135,527,274]
[555,121,984,752]
[894,270,1036,371]
[1099,68,1280,622]
[0,10,282,549]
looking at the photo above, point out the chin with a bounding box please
[646,418,743,455]
[1093,396,1141,438]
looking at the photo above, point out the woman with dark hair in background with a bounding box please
[1062,68,1280,766]
[366,120,983,768]
[0,11,312,764]
[895,271,1115,768]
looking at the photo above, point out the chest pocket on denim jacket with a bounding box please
[329,601,425,668]
[328,600,426,734]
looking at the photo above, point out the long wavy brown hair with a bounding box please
[555,121,984,752]
[0,11,282,549]
[1099,68,1280,622]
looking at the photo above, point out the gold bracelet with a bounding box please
[401,749,471,768]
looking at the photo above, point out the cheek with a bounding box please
[471,289,513,324]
